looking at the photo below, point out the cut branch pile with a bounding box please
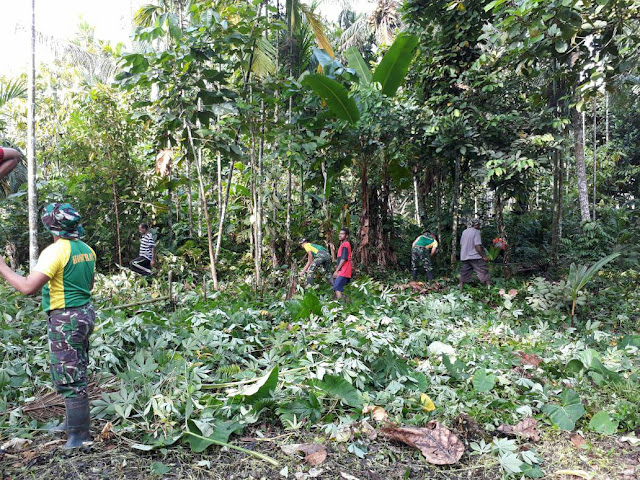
[23,376,118,422]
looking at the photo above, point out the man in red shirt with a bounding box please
[0,147,20,179]
[332,228,352,301]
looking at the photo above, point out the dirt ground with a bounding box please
[1,423,638,480]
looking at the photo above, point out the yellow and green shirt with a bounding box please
[302,243,327,258]
[414,235,438,250]
[34,239,96,312]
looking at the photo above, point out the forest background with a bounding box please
[0,0,639,478]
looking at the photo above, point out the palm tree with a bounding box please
[338,0,401,51]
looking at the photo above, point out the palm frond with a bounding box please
[299,3,334,58]
[251,37,277,78]
[134,4,164,28]
[0,78,27,109]
[338,14,370,51]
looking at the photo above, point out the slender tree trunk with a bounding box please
[572,107,590,222]
[450,156,461,269]
[435,172,442,246]
[358,159,370,267]
[215,155,235,261]
[109,160,123,266]
[605,93,609,144]
[550,150,564,265]
[413,172,420,224]
[27,0,38,269]
[592,99,597,222]
[495,192,509,264]
[284,96,293,263]
[186,152,194,237]
[185,123,218,289]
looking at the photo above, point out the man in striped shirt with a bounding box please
[130,223,156,276]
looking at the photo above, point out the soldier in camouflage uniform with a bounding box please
[0,203,96,449]
[411,231,438,282]
[300,238,332,286]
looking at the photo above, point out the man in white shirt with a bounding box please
[459,219,491,291]
[130,223,156,276]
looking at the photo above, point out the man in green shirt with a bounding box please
[300,238,332,286]
[411,231,438,282]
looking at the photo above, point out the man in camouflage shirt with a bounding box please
[0,203,96,449]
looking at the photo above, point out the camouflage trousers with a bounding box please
[411,246,433,274]
[47,303,95,398]
[307,250,332,285]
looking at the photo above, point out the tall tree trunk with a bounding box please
[605,93,609,144]
[358,159,370,267]
[109,159,123,266]
[550,150,564,265]
[572,107,590,222]
[435,171,442,246]
[215,155,235,261]
[413,171,420,224]
[27,0,39,269]
[186,123,218,289]
[450,156,461,269]
[255,99,265,287]
[495,192,509,264]
[592,98,597,222]
[284,96,293,263]
[186,152,194,237]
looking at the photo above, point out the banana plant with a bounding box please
[567,252,620,323]
[302,32,419,124]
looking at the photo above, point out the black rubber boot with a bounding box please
[63,394,91,449]
[426,271,434,282]
[411,269,418,281]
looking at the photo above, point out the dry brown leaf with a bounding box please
[372,406,388,422]
[100,421,114,441]
[570,433,586,449]
[360,420,377,440]
[517,351,543,367]
[381,421,464,465]
[155,149,172,177]
[20,450,37,462]
[361,405,375,415]
[496,418,540,442]
[552,469,594,479]
[340,473,361,480]
[0,438,32,452]
[280,443,327,466]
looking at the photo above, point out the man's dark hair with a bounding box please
[340,228,350,237]
[140,223,149,230]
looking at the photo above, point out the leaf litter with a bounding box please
[381,421,464,465]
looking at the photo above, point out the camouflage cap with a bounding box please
[41,203,85,239]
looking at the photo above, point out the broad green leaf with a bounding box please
[233,367,279,403]
[151,462,172,475]
[311,374,364,408]
[345,47,372,84]
[185,419,242,453]
[302,74,360,123]
[542,389,585,431]
[588,411,618,435]
[472,368,496,393]
[372,33,419,97]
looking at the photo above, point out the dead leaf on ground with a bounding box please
[100,421,115,441]
[280,443,327,466]
[517,351,543,367]
[340,473,361,480]
[359,420,377,440]
[619,435,640,446]
[497,418,540,441]
[0,438,32,452]
[20,450,37,462]
[570,433,586,449]
[381,421,464,465]
[552,469,594,479]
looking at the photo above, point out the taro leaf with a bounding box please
[310,374,364,408]
[542,389,585,431]
[588,411,618,435]
[381,421,464,465]
[232,367,279,403]
[280,443,328,466]
[185,419,242,453]
[472,368,496,393]
[301,74,360,123]
[345,47,372,84]
[497,418,540,441]
[442,355,468,381]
